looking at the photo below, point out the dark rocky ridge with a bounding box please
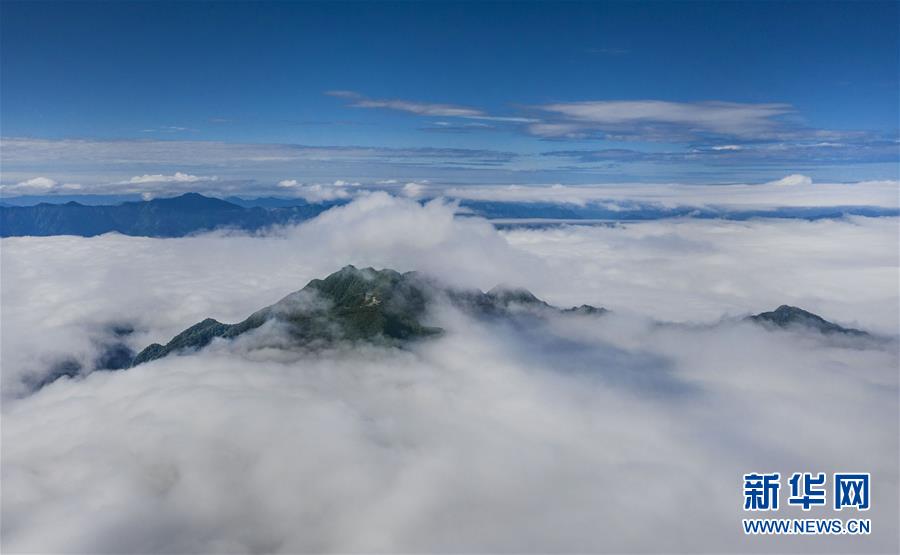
[19,267,875,394]
[747,305,866,336]
[133,266,871,368]
[132,265,606,366]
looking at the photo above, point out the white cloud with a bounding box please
[0,176,83,194]
[401,182,426,198]
[276,179,362,202]
[766,173,814,187]
[442,178,899,209]
[530,100,793,140]
[368,179,432,198]
[16,176,58,188]
[331,180,359,187]
[502,216,899,332]
[124,172,216,184]
[1,196,897,552]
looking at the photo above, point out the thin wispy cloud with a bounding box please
[140,126,194,133]
[2,135,896,197]
[322,91,898,173]
[545,136,900,165]
[441,177,900,209]
[326,92,801,141]
[421,121,499,134]
[0,138,517,167]
[121,172,217,184]
[528,100,794,140]
[326,90,535,123]
[0,138,523,193]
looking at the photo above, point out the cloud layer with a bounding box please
[443,177,900,210]
[2,196,898,552]
[529,100,793,140]
[2,135,896,196]
[0,137,521,196]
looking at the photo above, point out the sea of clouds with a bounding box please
[2,193,898,553]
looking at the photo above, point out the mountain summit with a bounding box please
[133,265,605,366]
[748,305,866,336]
[132,266,871,367]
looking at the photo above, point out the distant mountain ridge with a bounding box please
[224,196,323,209]
[0,193,337,237]
[3,192,897,237]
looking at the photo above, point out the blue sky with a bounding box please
[1,1,898,195]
